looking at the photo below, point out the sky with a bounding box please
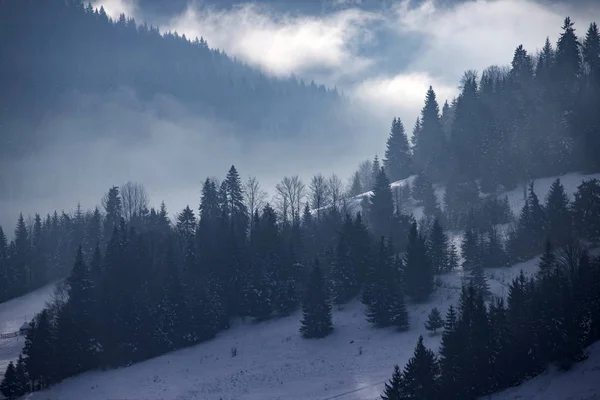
[98,0,599,124]
[2,0,599,232]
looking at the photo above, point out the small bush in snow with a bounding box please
[230,346,238,357]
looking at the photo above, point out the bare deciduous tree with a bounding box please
[121,181,149,221]
[328,173,344,209]
[244,176,268,216]
[309,173,331,221]
[275,175,305,223]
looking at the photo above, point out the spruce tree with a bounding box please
[411,172,432,204]
[0,362,18,400]
[461,229,481,273]
[381,364,403,400]
[439,305,463,400]
[425,307,444,335]
[427,218,449,274]
[368,168,394,239]
[413,86,446,181]
[331,224,359,305]
[469,262,490,299]
[384,117,412,181]
[14,355,28,396]
[401,335,440,400]
[349,172,363,196]
[545,178,572,245]
[404,222,434,302]
[364,238,408,330]
[300,259,333,338]
[448,242,459,271]
[572,179,600,242]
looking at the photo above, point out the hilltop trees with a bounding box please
[384,117,412,181]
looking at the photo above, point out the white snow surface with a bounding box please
[0,282,57,372]
[3,171,600,399]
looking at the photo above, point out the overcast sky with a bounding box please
[99,0,599,126]
[2,0,598,233]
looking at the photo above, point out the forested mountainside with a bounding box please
[0,0,342,161]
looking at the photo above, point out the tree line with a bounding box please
[381,243,600,400]
[350,17,600,202]
[2,162,600,398]
[0,0,343,164]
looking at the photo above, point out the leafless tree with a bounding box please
[328,173,344,209]
[275,175,306,223]
[309,173,331,221]
[357,159,374,193]
[121,181,149,221]
[244,176,268,216]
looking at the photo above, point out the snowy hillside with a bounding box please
[0,282,57,372]
[490,341,600,400]
[6,171,600,400]
[24,258,541,400]
[349,171,600,224]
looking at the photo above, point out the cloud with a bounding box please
[353,72,456,127]
[390,0,596,84]
[167,4,379,81]
[0,89,378,231]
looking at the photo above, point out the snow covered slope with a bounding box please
[12,172,600,400]
[0,282,57,371]
[490,341,600,400]
[25,260,543,400]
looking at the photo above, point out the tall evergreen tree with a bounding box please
[545,178,572,245]
[368,168,394,239]
[381,364,404,400]
[413,86,446,181]
[400,335,440,400]
[404,222,434,302]
[0,362,19,400]
[364,238,408,330]
[300,259,333,338]
[384,117,412,181]
[427,218,449,273]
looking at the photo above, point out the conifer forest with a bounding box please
[1,1,600,399]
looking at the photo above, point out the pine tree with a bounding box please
[102,186,122,245]
[545,178,572,245]
[427,218,449,274]
[364,238,408,330]
[538,239,556,279]
[381,364,403,400]
[331,222,359,304]
[64,246,96,373]
[448,242,459,271]
[0,362,19,400]
[469,262,490,299]
[14,355,28,396]
[572,179,600,242]
[425,307,444,335]
[349,171,363,196]
[300,259,333,338]
[401,336,440,400]
[461,229,481,272]
[368,168,394,239]
[384,117,412,181]
[23,309,54,390]
[371,155,381,186]
[404,222,434,302]
[413,86,446,181]
[411,173,432,204]
[439,305,462,399]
